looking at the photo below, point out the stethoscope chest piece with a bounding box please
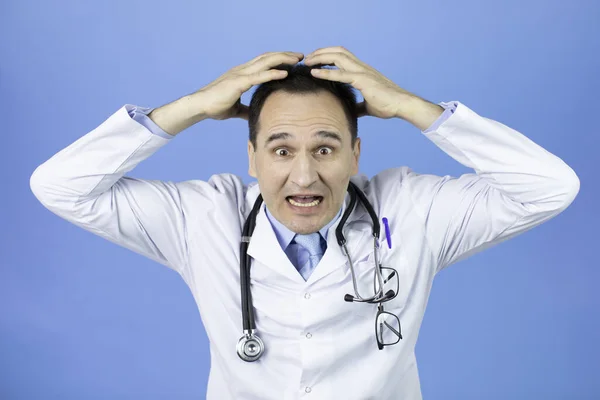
[237,332,264,362]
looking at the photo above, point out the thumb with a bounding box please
[233,99,249,120]
[237,103,249,121]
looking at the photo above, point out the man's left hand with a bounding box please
[303,46,416,119]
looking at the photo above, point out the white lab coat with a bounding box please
[30,101,579,399]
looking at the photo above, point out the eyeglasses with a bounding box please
[374,266,403,349]
[376,303,402,349]
[344,239,403,350]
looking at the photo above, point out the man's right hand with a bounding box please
[194,51,305,121]
[148,51,304,136]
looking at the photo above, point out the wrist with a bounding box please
[148,93,208,136]
[180,92,209,123]
[395,95,444,131]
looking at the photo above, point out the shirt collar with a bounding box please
[265,203,343,250]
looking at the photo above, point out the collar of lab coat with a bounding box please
[245,177,375,285]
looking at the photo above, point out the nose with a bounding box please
[289,151,319,188]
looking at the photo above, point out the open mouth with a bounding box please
[286,196,323,208]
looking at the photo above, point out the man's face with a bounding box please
[248,90,361,235]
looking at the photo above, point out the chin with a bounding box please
[293,226,320,235]
[295,217,331,235]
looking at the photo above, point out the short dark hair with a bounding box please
[248,63,358,150]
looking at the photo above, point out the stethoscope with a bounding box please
[237,181,397,362]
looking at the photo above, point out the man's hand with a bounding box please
[194,51,305,121]
[149,51,305,135]
[303,46,444,129]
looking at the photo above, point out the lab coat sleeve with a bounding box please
[30,105,192,274]
[407,101,580,273]
[128,104,176,139]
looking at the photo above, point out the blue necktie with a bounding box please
[293,233,325,281]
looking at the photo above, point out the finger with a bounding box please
[307,46,355,59]
[236,104,249,121]
[304,52,361,72]
[310,68,358,85]
[247,51,303,65]
[233,51,298,74]
[245,68,289,86]
[245,52,303,74]
[230,98,249,121]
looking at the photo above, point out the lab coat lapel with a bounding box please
[307,197,373,284]
[246,190,306,284]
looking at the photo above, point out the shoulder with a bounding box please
[351,167,414,199]
[351,167,447,215]
[175,173,249,206]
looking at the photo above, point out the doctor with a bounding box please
[30,47,580,399]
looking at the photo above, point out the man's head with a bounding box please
[247,63,361,234]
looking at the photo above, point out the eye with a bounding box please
[317,147,332,155]
[275,148,289,157]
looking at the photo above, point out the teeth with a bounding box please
[288,197,322,207]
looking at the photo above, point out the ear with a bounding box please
[247,140,257,178]
[351,137,361,175]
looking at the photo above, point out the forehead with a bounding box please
[258,91,349,139]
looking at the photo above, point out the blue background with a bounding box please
[2,0,598,398]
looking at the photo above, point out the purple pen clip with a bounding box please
[382,217,392,249]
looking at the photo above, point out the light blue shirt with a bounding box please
[264,204,341,271]
[125,102,456,269]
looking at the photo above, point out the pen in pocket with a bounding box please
[382,217,392,249]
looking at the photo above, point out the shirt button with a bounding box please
[305,387,312,393]
[306,332,312,339]
[304,293,311,299]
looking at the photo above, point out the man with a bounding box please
[30,47,580,399]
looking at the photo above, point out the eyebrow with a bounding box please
[264,131,343,147]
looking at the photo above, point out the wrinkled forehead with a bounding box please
[257,91,350,142]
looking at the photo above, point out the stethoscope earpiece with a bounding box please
[384,290,396,300]
[344,290,396,304]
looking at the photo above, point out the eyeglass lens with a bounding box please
[373,266,399,302]
[376,311,402,345]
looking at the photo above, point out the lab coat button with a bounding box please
[305,387,312,393]
[304,293,311,299]
[306,332,312,339]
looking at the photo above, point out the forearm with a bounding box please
[395,95,445,131]
[148,93,208,136]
